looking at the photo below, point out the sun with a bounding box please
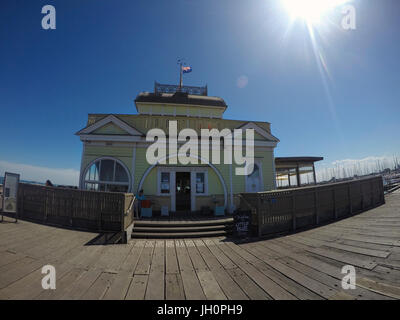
[281,0,349,24]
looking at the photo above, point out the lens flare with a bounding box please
[281,0,349,24]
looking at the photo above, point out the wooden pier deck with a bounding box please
[0,190,399,300]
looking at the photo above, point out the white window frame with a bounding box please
[157,170,173,196]
[82,157,131,192]
[193,171,208,196]
[157,166,209,212]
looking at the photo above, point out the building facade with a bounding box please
[76,83,280,214]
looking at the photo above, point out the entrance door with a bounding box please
[246,163,262,192]
[175,172,191,211]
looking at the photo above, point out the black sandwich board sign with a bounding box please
[233,210,252,238]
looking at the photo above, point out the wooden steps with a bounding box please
[131,217,234,239]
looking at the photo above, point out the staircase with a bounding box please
[131,217,234,239]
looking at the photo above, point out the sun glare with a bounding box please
[281,0,349,24]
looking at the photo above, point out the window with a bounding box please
[196,172,205,194]
[160,172,170,194]
[83,158,130,192]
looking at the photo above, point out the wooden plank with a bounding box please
[125,275,148,300]
[180,270,206,300]
[134,240,155,275]
[66,244,104,269]
[307,247,378,270]
[102,271,132,300]
[212,240,296,300]
[241,243,325,300]
[145,240,165,300]
[226,268,270,300]
[0,266,44,300]
[337,239,394,252]
[175,240,205,300]
[165,240,179,274]
[187,240,226,300]
[194,240,249,300]
[268,240,394,300]
[274,254,391,300]
[174,240,195,272]
[274,236,378,270]
[60,269,102,300]
[290,235,391,258]
[357,277,400,299]
[185,239,208,272]
[254,253,336,299]
[91,243,133,272]
[202,239,237,270]
[196,270,227,300]
[322,242,391,259]
[0,251,26,268]
[165,274,185,300]
[329,291,357,300]
[0,225,59,250]
[0,257,42,289]
[329,231,400,247]
[11,262,76,300]
[120,240,145,273]
[35,267,87,300]
[80,272,115,300]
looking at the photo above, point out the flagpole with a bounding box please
[179,61,183,89]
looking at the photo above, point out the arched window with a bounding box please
[83,158,130,192]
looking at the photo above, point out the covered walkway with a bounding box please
[275,156,323,188]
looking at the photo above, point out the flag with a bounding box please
[182,66,192,73]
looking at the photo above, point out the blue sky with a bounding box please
[0,0,399,185]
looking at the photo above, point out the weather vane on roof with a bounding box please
[177,58,192,89]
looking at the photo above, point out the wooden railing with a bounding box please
[0,184,3,212]
[123,193,137,230]
[239,176,385,237]
[16,183,135,236]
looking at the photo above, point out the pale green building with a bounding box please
[76,83,280,214]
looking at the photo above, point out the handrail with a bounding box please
[125,196,136,216]
[386,184,400,194]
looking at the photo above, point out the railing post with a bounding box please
[121,195,125,235]
[292,192,296,231]
[360,181,364,211]
[98,194,102,232]
[69,190,73,227]
[43,188,48,223]
[257,195,262,237]
[314,187,319,225]
[20,185,24,218]
[348,182,353,216]
[333,187,337,220]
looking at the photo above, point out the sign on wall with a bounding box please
[2,172,20,222]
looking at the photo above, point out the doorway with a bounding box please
[246,163,262,192]
[175,172,191,211]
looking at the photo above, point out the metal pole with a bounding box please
[296,165,301,187]
[179,62,183,89]
[313,163,317,185]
